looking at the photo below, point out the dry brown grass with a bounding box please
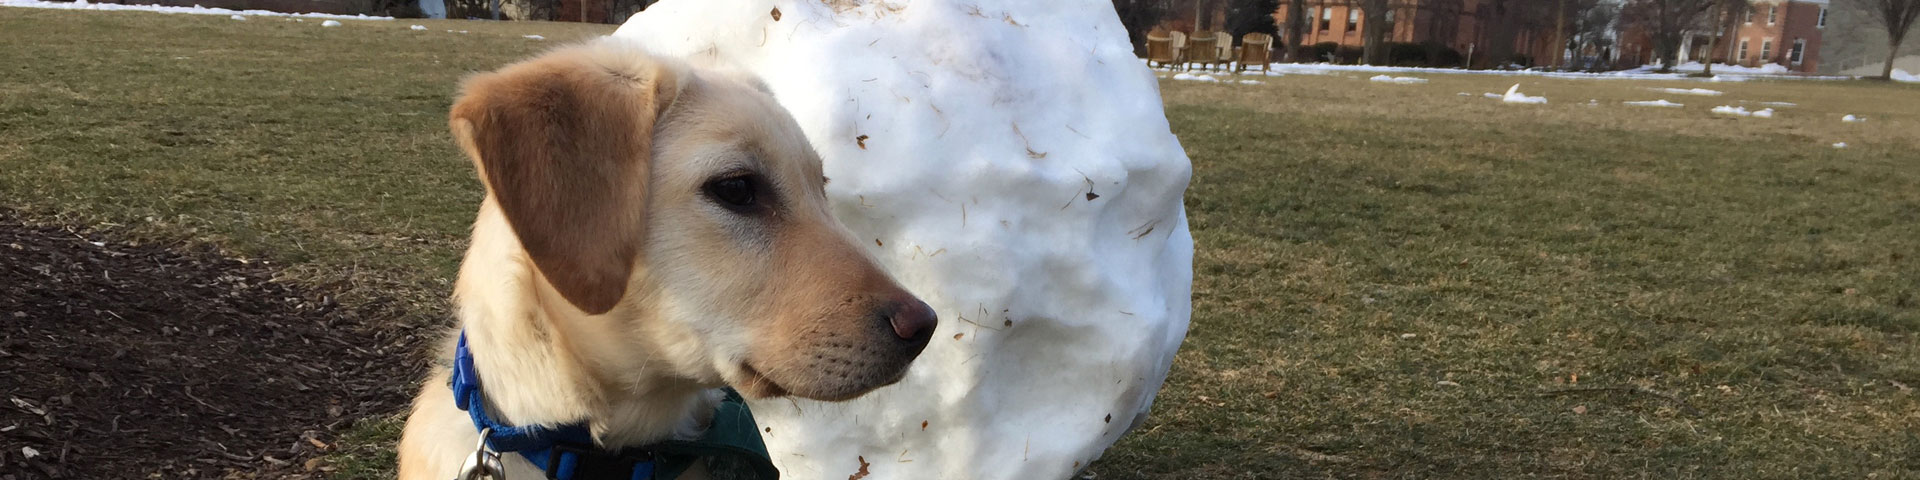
[2,8,1917,478]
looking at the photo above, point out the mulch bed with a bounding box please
[0,212,421,479]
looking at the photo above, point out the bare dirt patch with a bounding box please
[0,212,418,479]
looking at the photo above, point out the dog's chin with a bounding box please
[732,362,791,398]
[732,361,909,401]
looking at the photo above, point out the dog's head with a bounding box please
[448,39,934,401]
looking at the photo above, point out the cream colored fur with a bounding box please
[396,38,934,480]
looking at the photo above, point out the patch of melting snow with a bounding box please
[320,19,341,26]
[1832,142,1848,148]
[1624,99,1684,107]
[1499,84,1547,104]
[1842,115,1866,123]
[410,24,426,30]
[524,34,545,40]
[1171,72,1220,83]
[1237,79,1263,85]
[1712,105,1773,118]
[1368,74,1427,84]
[1653,87,1723,96]
[228,13,243,20]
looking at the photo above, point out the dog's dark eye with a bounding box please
[703,175,758,210]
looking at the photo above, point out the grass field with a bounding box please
[4,8,1918,479]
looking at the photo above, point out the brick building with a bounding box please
[1617,0,1829,72]
[1268,0,1561,68]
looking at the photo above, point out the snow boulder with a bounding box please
[614,2,1193,479]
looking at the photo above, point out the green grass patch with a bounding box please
[3,9,1918,479]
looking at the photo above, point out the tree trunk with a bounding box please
[1285,0,1308,61]
[1480,0,1516,68]
[1701,2,1720,76]
[1196,0,1217,31]
[1361,1,1390,65]
[1553,0,1568,68]
[1885,38,1905,79]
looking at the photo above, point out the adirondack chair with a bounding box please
[1236,33,1273,74]
[1211,31,1234,69]
[1183,33,1217,71]
[1168,31,1188,69]
[1146,33,1179,69]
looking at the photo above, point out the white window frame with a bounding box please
[1790,38,1805,64]
[1320,7,1332,32]
[1739,38,1750,64]
[1745,9,1754,24]
[1346,8,1359,32]
[1767,6,1777,25]
[1818,8,1827,28]
[1761,38,1773,62]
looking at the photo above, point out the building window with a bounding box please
[1761,39,1773,62]
[1767,6,1777,25]
[1790,38,1805,64]
[1347,8,1359,32]
[1320,7,1331,32]
[1818,8,1827,28]
[1384,9,1396,39]
[1745,9,1753,24]
[1739,39,1750,64]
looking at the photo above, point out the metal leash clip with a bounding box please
[456,427,507,480]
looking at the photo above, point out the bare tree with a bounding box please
[1227,0,1282,44]
[1698,0,1749,76]
[1194,0,1222,30]
[1622,0,1717,72]
[1861,0,1920,78]
[1565,0,1619,70]
[1548,0,1606,69]
[1283,0,1308,61]
[1348,0,1392,64]
[1468,0,1556,68]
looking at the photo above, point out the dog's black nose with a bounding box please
[885,298,937,342]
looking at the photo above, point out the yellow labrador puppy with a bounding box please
[397,38,937,480]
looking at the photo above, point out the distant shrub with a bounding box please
[1310,42,1340,63]
[1334,45,1363,64]
[1386,42,1426,66]
[1430,44,1464,67]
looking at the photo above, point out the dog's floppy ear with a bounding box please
[448,42,681,315]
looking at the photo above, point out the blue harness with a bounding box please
[452,332,780,480]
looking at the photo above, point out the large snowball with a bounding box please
[615,2,1192,478]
